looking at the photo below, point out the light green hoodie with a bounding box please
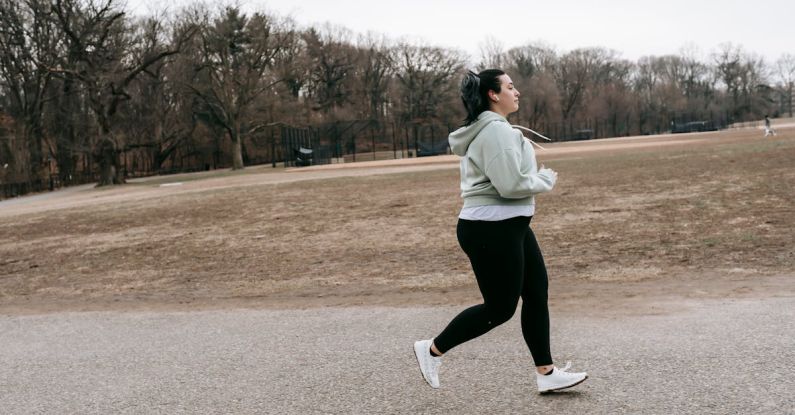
[448,111,556,208]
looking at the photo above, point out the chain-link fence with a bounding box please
[0,111,750,200]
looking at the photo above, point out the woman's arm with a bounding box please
[479,123,557,198]
[484,148,557,198]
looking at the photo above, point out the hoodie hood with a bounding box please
[448,111,508,156]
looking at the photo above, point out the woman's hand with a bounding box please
[538,164,558,188]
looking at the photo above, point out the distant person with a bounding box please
[413,69,588,394]
[764,115,776,137]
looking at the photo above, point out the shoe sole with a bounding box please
[539,375,588,394]
[413,342,438,389]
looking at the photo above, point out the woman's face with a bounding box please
[489,74,520,116]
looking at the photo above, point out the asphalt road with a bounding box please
[1,297,793,414]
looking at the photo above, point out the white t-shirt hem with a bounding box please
[458,204,535,221]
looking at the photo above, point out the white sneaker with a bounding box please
[413,339,442,388]
[536,362,588,393]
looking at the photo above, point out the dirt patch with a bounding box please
[0,127,793,315]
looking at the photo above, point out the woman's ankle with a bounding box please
[430,342,443,357]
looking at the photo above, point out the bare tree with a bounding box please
[478,35,505,70]
[49,0,194,185]
[775,53,795,117]
[712,43,768,119]
[504,42,559,127]
[355,33,393,121]
[633,56,683,133]
[0,0,57,184]
[2,2,788,196]
[394,43,464,150]
[395,43,464,121]
[590,59,634,136]
[302,24,356,117]
[505,42,557,78]
[516,73,560,129]
[554,47,616,122]
[189,6,290,170]
[122,15,198,172]
[271,16,305,100]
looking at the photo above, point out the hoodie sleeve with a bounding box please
[481,124,555,198]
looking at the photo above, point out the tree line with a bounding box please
[1,0,793,195]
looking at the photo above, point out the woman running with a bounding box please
[413,69,588,394]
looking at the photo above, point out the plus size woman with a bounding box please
[413,69,588,394]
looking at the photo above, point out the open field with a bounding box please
[0,126,793,314]
[1,126,794,413]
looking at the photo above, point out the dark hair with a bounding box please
[460,69,505,125]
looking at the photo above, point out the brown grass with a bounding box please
[0,127,793,313]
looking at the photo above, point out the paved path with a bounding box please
[1,297,793,414]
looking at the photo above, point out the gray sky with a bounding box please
[129,0,794,64]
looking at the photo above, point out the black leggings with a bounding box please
[434,216,552,366]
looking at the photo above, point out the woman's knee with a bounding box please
[486,302,518,325]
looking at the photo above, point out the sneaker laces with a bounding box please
[559,361,572,372]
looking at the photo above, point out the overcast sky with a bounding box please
[128,0,794,64]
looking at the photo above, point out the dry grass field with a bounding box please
[0,126,792,314]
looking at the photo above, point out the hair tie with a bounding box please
[461,70,480,92]
[460,70,481,112]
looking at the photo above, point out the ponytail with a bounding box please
[460,68,505,125]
